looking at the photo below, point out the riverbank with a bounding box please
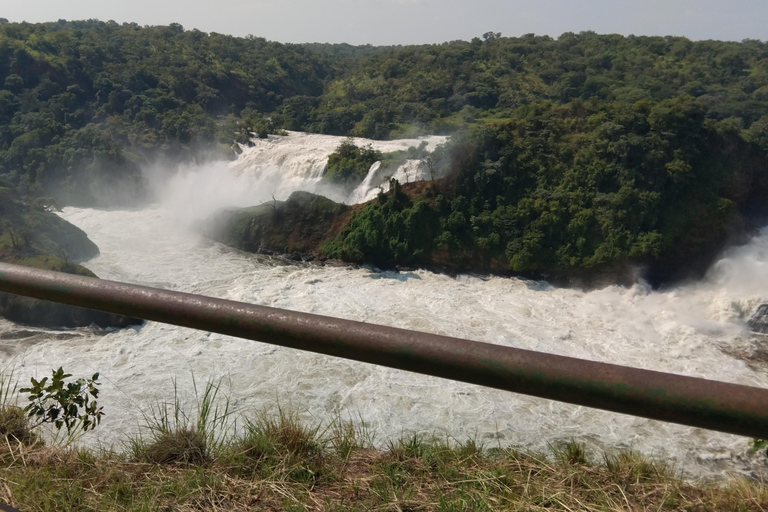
[199,181,762,290]
[0,191,141,329]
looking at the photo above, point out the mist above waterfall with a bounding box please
[704,227,768,299]
[145,131,448,225]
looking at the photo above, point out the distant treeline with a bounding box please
[1,20,767,283]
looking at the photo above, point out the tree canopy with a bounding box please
[1,21,767,283]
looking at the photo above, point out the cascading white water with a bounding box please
[152,131,447,223]
[348,159,428,204]
[2,131,768,480]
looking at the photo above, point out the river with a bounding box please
[2,131,768,480]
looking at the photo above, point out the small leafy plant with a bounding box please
[20,367,103,434]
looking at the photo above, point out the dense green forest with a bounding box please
[1,19,767,285]
[321,99,768,284]
[0,19,348,205]
[1,20,767,201]
[298,32,768,139]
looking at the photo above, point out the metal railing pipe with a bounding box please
[0,261,766,438]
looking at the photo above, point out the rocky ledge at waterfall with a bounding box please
[749,305,768,335]
[198,191,351,259]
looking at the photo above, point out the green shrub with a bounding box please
[20,367,103,435]
[323,138,382,188]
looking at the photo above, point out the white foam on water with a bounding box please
[7,209,768,479]
[3,135,768,480]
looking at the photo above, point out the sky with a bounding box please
[3,0,767,45]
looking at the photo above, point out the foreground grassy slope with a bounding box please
[0,410,766,511]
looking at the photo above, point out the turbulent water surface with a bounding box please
[3,132,768,480]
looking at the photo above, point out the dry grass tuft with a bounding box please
[137,426,211,465]
[225,409,326,484]
[0,406,36,446]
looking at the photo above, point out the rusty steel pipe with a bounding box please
[0,261,766,438]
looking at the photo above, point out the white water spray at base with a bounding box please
[153,131,447,224]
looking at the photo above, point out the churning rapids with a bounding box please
[2,131,768,480]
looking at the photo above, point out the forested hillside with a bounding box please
[0,19,354,205]
[321,99,768,284]
[293,32,768,138]
[1,19,767,284]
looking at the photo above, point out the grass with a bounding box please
[0,368,37,447]
[127,376,236,466]
[1,420,768,510]
[1,376,768,510]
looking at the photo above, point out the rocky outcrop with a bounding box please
[749,304,768,335]
[26,208,100,261]
[200,191,350,259]
[0,256,142,329]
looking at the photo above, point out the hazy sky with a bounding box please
[4,0,767,45]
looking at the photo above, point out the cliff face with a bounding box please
[199,182,766,290]
[200,191,351,259]
[750,305,768,335]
